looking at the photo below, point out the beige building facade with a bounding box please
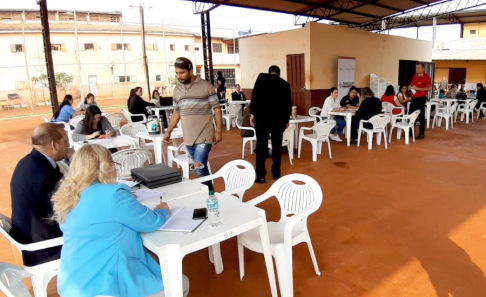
[0,9,240,107]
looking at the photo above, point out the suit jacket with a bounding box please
[58,183,170,297]
[232,91,247,101]
[128,95,154,122]
[10,149,63,266]
[251,73,292,128]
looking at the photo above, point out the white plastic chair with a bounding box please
[106,112,125,134]
[388,110,420,144]
[267,125,296,165]
[69,115,85,128]
[238,174,323,297]
[167,143,212,179]
[432,102,457,130]
[0,214,62,297]
[120,122,154,151]
[478,102,486,119]
[298,120,335,161]
[235,117,256,159]
[112,148,153,180]
[0,262,33,297]
[193,160,255,200]
[308,107,322,123]
[122,108,146,123]
[222,105,241,131]
[455,99,478,123]
[382,102,405,126]
[357,114,390,150]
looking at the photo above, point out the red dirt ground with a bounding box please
[1,102,486,297]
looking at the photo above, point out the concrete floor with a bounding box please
[0,104,485,297]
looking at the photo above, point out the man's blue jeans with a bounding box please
[321,117,346,134]
[186,143,213,191]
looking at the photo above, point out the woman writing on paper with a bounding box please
[52,144,190,297]
[72,105,115,141]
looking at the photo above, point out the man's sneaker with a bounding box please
[330,134,343,142]
[416,135,425,140]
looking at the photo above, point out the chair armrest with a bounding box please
[193,175,216,184]
[20,236,64,251]
[239,126,256,133]
[131,113,147,122]
[480,102,486,108]
[167,143,184,153]
[246,193,272,207]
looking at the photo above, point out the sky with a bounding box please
[2,0,484,41]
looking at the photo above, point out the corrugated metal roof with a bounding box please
[432,49,486,60]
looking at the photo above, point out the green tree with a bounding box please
[32,72,74,95]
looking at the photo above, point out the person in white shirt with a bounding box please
[320,87,346,142]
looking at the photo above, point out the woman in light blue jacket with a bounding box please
[52,144,189,297]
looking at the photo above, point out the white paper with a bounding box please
[118,180,139,188]
[158,207,205,232]
[132,189,162,203]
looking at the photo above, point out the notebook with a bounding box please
[158,207,206,232]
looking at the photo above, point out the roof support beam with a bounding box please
[292,0,376,25]
[354,0,486,31]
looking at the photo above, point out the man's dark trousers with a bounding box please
[255,123,285,179]
[409,97,427,136]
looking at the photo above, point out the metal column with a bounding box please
[201,12,214,85]
[38,0,58,111]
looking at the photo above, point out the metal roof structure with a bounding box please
[390,8,486,27]
[193,0,486,30]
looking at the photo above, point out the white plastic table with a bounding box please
[139,178,208,205]
[328,110,355,146]
[150,106,174,123]
[137,129,183,164]
[289,116,315,149]
[72,135,138,151]
[140,193,278,297]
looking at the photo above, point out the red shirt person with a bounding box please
[409,63,432,139]
[381,85,404,115]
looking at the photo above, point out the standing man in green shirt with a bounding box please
[164,57,223,191]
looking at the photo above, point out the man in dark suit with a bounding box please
[250,65,292,183]
[476,83,486,119]
[232,84,247,101]
[10,123,69,266]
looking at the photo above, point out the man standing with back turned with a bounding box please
[409,62,432,139]
[164,57,223,192]
[251,65,292,183]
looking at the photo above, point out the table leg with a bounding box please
[346,114,352,147]
[258,219,279,297]
[426,103,431,129]
[210,243,224,274]
[153,137,165,164]
[292,123,299,149]
[466,105,470,124]
[158,244,183,297]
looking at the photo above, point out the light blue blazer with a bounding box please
[57,182,169,297]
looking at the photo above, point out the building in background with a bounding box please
[0,9,240,107]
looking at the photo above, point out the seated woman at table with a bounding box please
[150,89,161,106]
[128,86,155,122]
[350,87,382,144]
[52,94,83,123]
[72,105,115,142]
[397,85,412,106]
[381,85,404,115]
[52,144,190,297]
[446,84,458,99]
[76,93,98,111]
[340,86,361,110]
[320,87,346,142]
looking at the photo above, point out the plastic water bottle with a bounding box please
[206,191,221,227]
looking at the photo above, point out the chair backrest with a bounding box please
[258,174,323,222]
[41,116,50,122]
[469,99,478,109]
[120,122,148,139]
[227,105,241,116]
[0,214,22,253]
[69,115,85,128]
[121,109,133,123]
[106,112,125,127]
[0,262,33,297]
[220,103,228,114]
[196,160,255,200]
[112,148,153,180]
[313,119,335,139]
[406,110,420,125]
[282,125,296,144]
[368,114,390,129]
[308,107,321,116]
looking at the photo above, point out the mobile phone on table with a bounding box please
[192,208,207,220]
[98,135,106,139]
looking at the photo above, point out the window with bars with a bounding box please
[185,45,190,51]
[212,43,222,53]
[10,44,23,53]
[214,69,236,89]
[147,44,159,51]
[115,75,136,83]
[111,43,130,51]
[227,44,239,54]
[111,16,120,22]
[156,75,161,81]
[84,43,95,51]
[170,44,175,51]
[470,30,477,35]
[51,44,63,51]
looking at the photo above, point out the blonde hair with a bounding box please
[52,144,116,223]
